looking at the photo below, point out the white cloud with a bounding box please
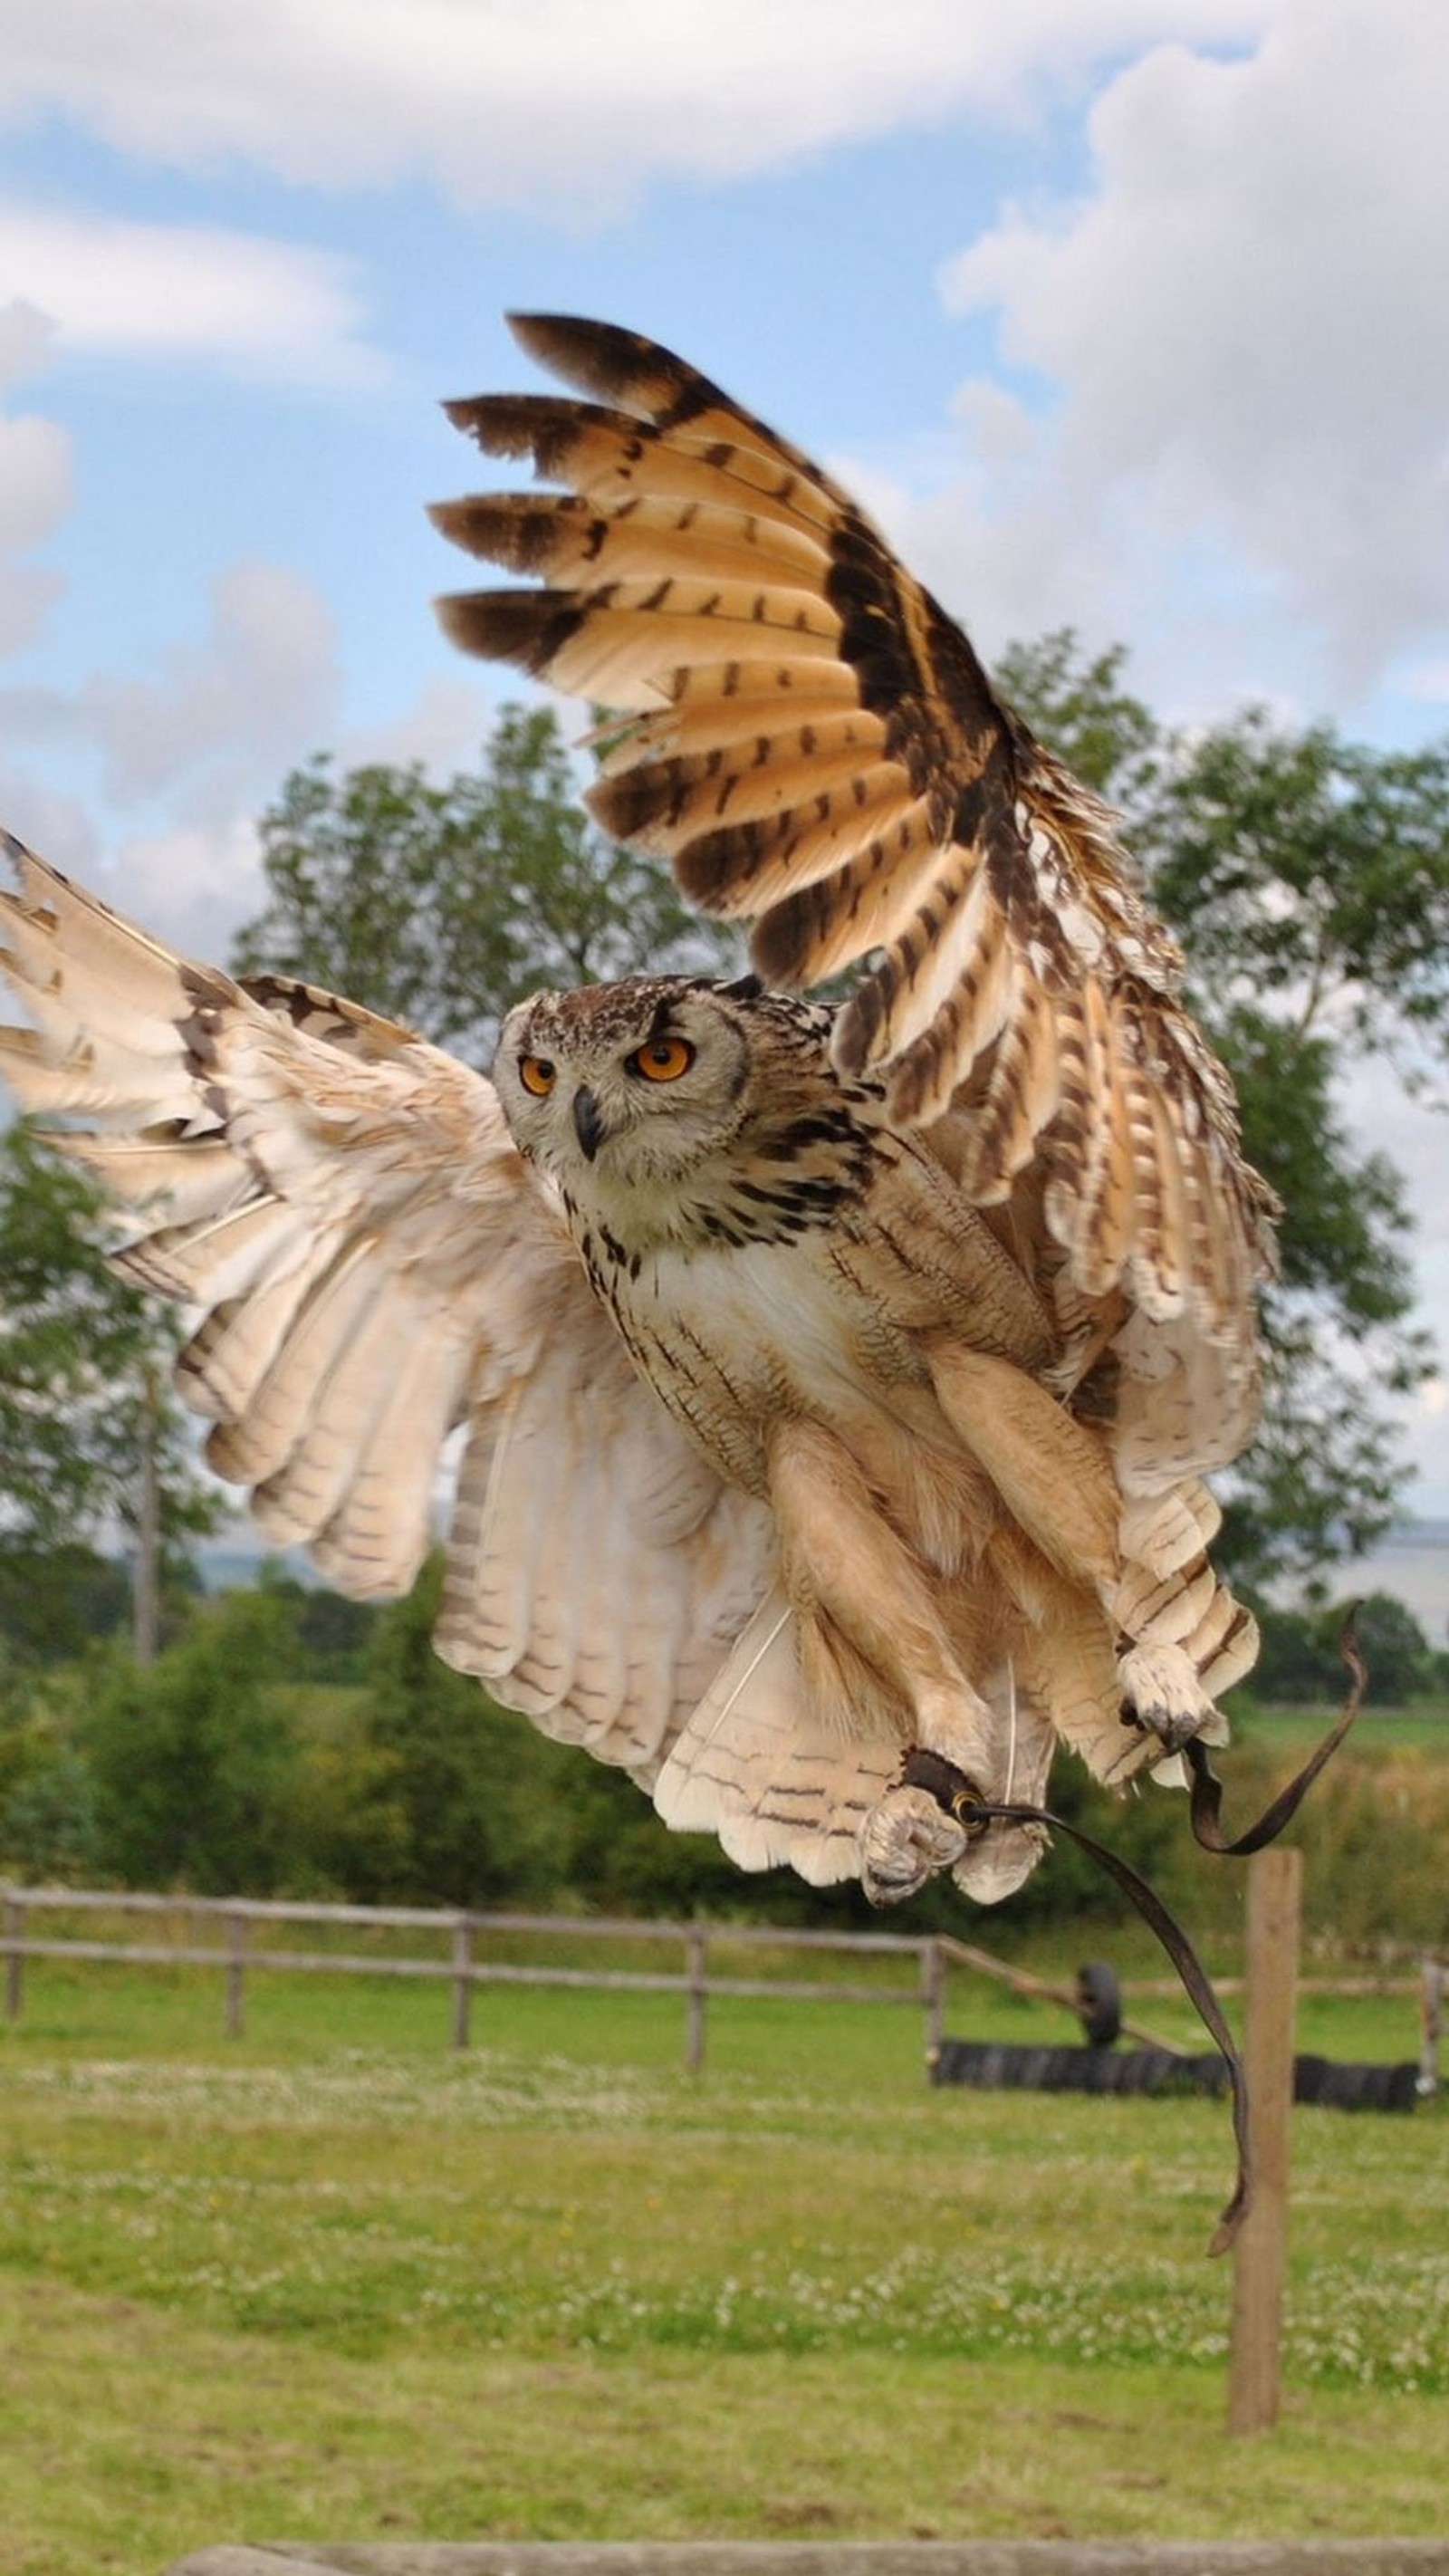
[0,559,341,828]
[82,561,341,809]
[0,1,1266,214]
[918,2,1449,711]
[339,675,498,779]
[0,409,71,556]
[0,299,54,392]
[0,300,71,660]
[0,562,63,663]
[107,814,269,968]
[1338,1053,1449,1517]
[0,769,101,879]
[0,207,382,386]
[1,651,506,973]
[89,668,504,965]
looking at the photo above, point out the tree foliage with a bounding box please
[0,1124,221,1577]
[0,1541,130,1666]
[1251,1591,1438,1707]
[233,704,738,1061]
[77,1590,303,1893]
[1143,713,1449,1084]
[998,633,1442,1579]
[349,1554,573,1907]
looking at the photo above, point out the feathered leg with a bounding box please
[922,1338,1253,1767]
[766,1418,1046,1904]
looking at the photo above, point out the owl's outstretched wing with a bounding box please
[0,831,794,1793]
[433,315,1277,1445]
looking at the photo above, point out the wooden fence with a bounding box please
[1,1884,1441,2084]
[0,1884,1205,2068]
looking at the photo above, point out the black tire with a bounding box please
[1076,1959,1122,2049]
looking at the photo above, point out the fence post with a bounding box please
[1228,1844,1301,2437]
[224,1909,247,2039]
[1419,1956,1444,2098]
[451,1916,475,2051]
[685,1925,708,2072]
[4,1896,23,2023]
[921,1937,945,2063]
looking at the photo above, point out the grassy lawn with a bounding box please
[1243,1698,1449,1755]
[2,1957,1445,2574]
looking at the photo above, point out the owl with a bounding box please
[0,314,1277,1910]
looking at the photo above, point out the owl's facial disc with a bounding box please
[494,981,750,1198]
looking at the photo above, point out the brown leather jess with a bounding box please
[903,1620,1367,2257]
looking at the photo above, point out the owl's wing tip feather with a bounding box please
[434,587,582,676]
[504,312,689,413]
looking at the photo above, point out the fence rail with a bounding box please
[1,1885,1442,2085]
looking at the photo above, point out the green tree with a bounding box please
[0,1730,101,1883]
[997,631,1159,804]
[1243,1591,1433,1709]
[0,1539,130,1665]
[232,704,738,1061]
[253,1560,379,1685]
[78,1590,304,1891]
[1345,1592,1435,1705]
[1140,712,1449,1085]
[353,1554,571,1907]
[0,1126,221,1639]
[998,633,1441,1580]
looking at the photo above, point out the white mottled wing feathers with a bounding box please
[0,831,869,1841]
[652,1585,903,1884]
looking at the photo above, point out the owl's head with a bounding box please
[493,975,762,1206]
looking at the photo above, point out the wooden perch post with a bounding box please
[1420,1956,1444,2097]
[1228,1844,1302,2436]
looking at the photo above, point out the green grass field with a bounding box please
[2,1952,1445,2575]
[1244,1698,1449,1754]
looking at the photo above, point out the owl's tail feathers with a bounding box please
[653,1586,901,1887]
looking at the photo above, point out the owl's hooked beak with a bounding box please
[571,1085,607,1161]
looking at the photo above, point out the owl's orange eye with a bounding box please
[629,1036,696,1083]
[518,1054,556,1097]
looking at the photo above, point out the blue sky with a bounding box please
[2,0,1447,1532]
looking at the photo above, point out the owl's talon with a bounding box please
[952,1816,1050,1907]
[859,1784,968,1907]
[859,1773,1051,1908]
[1118,1643,1229,1756]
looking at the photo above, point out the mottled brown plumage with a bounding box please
[0,316,1276,1908]
[437,316,1276,1329]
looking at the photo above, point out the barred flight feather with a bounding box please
[674,765,922,916]
[176,1231,345,1422]
[439,582,841,711]
[590,713,890,855]
[1068,980,1135,1299]
[428,489,830,594]
[446,394,841,548]
[750,805,945,988]
[956,977,1061,1201]
[435,315,1275,1368]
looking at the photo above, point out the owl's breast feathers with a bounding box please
[555,1051,1058,1514]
